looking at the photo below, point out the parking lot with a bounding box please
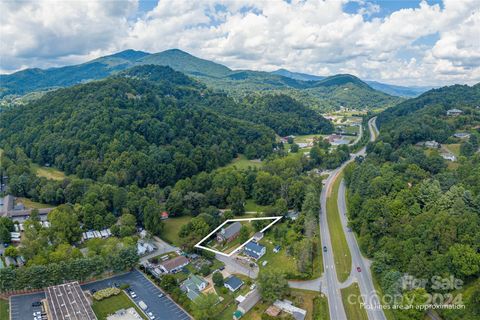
[10,270,191,320]
[10,292,46,320]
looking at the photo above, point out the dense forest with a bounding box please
[0,66,277,188]
[345,84,480,320]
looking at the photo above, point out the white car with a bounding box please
[130,292,137,298]
[147,312,155,319]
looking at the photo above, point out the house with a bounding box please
[287,210,299,221]
[5,256,17,267]
[0,195,53,221]
[274,299,307,320]
[424,140,440,148]
[137,241,156,256]
[161,211,169,220]
[453,132,471,139]
[217,222,242,243]
[440,153,456,161]
[224,275,244,292]
[273,245,281,253]
[10,232,21,242]
[253,232,264,241]
[243,241,266,260]
[447,108,463,116]
[237,288,260,314]
[159,256,189,274]
[182,274,208,301]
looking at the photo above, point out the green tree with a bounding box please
[48,205,81,244]
[228,186,246,215]
[192,293,219,320]
[212,272,224,287]
[258,269,288,303]
[239,225,250,243]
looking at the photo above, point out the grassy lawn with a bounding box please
[92,292,147,320]
[443,143,461,156]
[294,134,325,143]
[17,197,53,209]
[341,282,368,320]
[0,299,9,320]
[326,172,352,282]
[31,163,66,181]
[244,199,270,213]
[225,154,263,170]
[161,216,192,246]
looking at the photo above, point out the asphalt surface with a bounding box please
[10,292,46,320]
[10,270,191,320]
[320,117,387,320]
[82,269,191,320]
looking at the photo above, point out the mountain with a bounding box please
[377,83,480,146]
[271,69,325,81]
[365,80,432,97]
[0,48,400,110]
[272,68,431,97]
[0,65,276,187]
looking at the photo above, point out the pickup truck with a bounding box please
[138,301,148,310]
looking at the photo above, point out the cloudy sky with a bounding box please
[1,0,479,86]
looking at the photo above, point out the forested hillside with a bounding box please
[0,65,275,188]
[1,49,401,111]
[345,83,480,320]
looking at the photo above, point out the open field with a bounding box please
[443,143,461,156]
[341,282,368,320]
[160,216,192,246]
[226,154,263,170]
[0,299,9,320]
[17,197,53,209]
[294,134,325,143]
[31,163,66,181]
[92,292,147,320]
[326,171,352,282]
[244,199,270,213]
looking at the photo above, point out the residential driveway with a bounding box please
[83,269,191,320]
[10,291,46,320]
[140,236,179,263]
[215,254,258,279]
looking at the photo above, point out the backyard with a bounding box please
[161,216,192,246]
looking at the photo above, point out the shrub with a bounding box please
[93,287,121,301]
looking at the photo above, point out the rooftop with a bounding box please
[160,255,189,272]
[218,221,242,239]
[225,275,243,291]
[45,281,97,320]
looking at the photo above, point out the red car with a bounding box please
[357,267,362,272]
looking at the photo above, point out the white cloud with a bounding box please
[1,0,479,86]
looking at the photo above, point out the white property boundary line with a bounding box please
[194,217,282,257]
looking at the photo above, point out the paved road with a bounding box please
[140,236,179,263]
[338,181,386,320]
[319,117,386,320]
[215,253,259,279]
[288,277,323,292]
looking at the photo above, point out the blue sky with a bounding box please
[1,0,479,86]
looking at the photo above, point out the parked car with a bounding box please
[147,312,156,319]
[130,291,137,298]
[31,301,42,307]
[158,293,164,298]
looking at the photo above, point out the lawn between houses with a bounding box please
[326,171,352,283]
[91,291,148,320]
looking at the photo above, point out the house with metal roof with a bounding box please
[159,255,189,274]
[224,275,244,292]
[217,221,242,243]
[237,288,260,314]
[243,241,266,260]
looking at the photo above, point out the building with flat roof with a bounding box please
[45,281,97,320]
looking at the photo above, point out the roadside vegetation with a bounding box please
[341,282,368,320]
[326,171,352,282]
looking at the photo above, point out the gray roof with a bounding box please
[218,221,242,239]
[238,289,260,313]
[225,275,243,291]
